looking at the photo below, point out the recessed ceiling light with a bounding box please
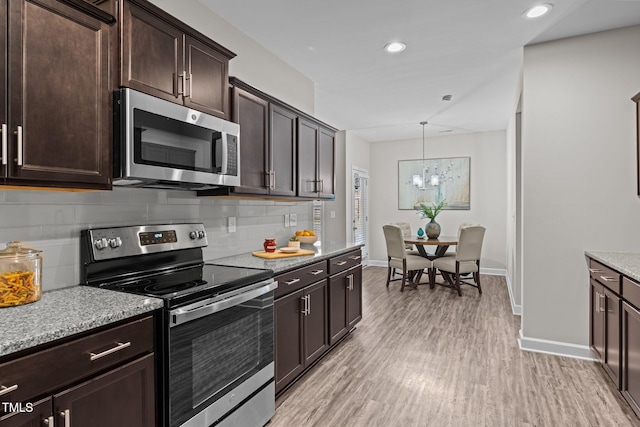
[525,4,552,19]
[384,42,406,53]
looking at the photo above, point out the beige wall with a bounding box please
[369,131,508,271]
[149,0,314,114]
[521,25,640,353]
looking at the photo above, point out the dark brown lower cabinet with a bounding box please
[0,315,156,426]
[275,279,328,394]
[623,301,640,416]
[275,251,362,396]
[329,265,363,345]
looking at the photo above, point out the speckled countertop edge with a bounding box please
[0,286,163,358]
[585,251,640,282]
[208,242,364,273]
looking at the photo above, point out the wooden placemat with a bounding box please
[251,249,315,259]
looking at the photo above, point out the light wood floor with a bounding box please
[271,266,640,427]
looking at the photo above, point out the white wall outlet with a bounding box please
[284,214,290,227]
[290,213,297,227]
[228,216,236,233]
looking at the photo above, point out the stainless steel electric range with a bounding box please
[80,223,276,427]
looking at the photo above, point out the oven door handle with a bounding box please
[170,280,277,327]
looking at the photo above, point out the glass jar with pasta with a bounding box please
[0,241,42,307]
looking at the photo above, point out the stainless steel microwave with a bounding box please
[113,88,240,190]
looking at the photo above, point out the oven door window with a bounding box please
[133,108,222,173]
[168,292,273,426]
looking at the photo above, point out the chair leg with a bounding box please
[455,262,462,296]
[475,261,482,294]
[429,268,435,289]
[400,260,407,292]
[386,267,391,288]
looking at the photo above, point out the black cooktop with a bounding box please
[96,263,273,308]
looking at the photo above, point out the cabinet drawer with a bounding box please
[275,261,328,299]
[329,249,362,276]
[0,316,153,404]
[589,259,621,294]
[623,276,640,309]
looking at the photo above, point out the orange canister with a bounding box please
[0,241,42,307]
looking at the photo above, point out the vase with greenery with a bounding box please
[417,200,447,239]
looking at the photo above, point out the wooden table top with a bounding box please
[404,236,458,245]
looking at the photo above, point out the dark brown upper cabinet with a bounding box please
[200,78,298,198]
[298,117,335,199]
[120,0,235,120]
[0,0,114,189]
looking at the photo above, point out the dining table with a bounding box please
[403,235,458,287]
[403,235,458,260]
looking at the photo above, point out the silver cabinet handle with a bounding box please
[0,384,17,396]
[348,255,361,260]
[306,295,310,316]
[589,268,603,274]
[1,124,6,165]
[270,170,276,189]
[309,269,324,276]
[600,276,617,282]
[16,126,23,166]
[320,179,324,193]
[179,71,187,96]
[600,293,606,313]
[189,73,193,98]
[595,291,600,313]
[60,410,70,427]
[347,274,353,291]
[335,261,347,266]
[44,415,55,426]
[89,341,131,361]
[284,278,300,286]
[301,295,308,315]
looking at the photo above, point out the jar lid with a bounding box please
[0,241,42,259]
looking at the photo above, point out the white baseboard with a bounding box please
[367,260,388,268]
[505,274,522,316]
[518,329,596,361]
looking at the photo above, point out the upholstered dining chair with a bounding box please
[383,224,432,292]
[432,225,485,296]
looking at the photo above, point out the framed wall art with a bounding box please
[398,157,470,210]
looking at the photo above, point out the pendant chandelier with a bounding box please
[413,121,453,190]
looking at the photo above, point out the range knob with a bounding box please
[189,231,198,240]
[197,230,205,239]
[108,237,122,248]
[93,238,108,250]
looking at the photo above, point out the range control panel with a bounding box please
[86,223,208,261]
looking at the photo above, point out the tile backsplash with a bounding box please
[0,188,314,291]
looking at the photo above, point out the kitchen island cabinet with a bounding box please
[0,0,114,190]
[120,0,235,120]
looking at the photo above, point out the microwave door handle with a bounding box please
[219,132,229,175]
[170,280,277,327]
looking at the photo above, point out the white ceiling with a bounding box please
[199,0,640,142]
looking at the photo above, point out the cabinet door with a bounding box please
[303,279,329,366]
[590,279,604,361]
[274,289,305,394]
[297,118,319,197]
[347,265,363,329]
[121,0,182,103]
[184,35,229,119]
[53,354,155,427]
[329,271,349,345]
[623,301,640,416]
[7,0,111,187]
[270,104,297,197]
[603,287,621,388]
[0,0,5,179]
[0,397,52,427]
[318,127,335,198]
[233,87,269,195]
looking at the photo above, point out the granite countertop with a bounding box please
[208,242,363,274]
[585,251,640,283]
[0,286,163,358]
